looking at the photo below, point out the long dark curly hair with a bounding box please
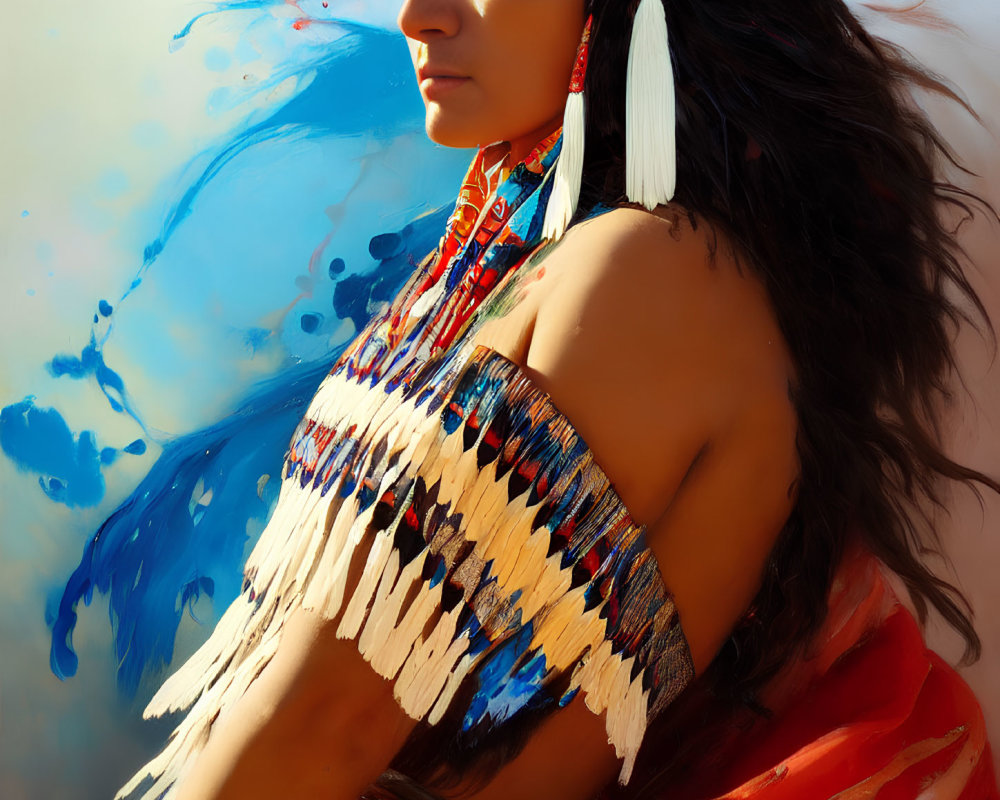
[377,1,1000,797]
[576,0,1000,795]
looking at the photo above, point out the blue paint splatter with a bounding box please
[299,312,322,333]
[121,22,423,306]
[49,355,333,692]
[99,440,146,467]
[0,399,105,507]
[369,232,403,260]
[243,327,271,356]
[46,226,443,692]
[28,6,457,697]
[123,439,146,455]
[47,334,141,424]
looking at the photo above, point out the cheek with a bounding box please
[518,64,569,125]
[430,0,583,144]
[481,18,580,121]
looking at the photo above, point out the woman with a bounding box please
[118,0,999,798]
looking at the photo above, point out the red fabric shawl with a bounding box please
[665,534,998,799]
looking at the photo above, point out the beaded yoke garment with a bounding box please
[118,128,696,800]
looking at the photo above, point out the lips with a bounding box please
[417,64,469,82]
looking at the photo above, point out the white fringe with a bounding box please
[118,346,683,798]
[626,0,677,210]
[542,89,586,242]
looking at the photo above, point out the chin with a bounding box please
[425,120,483,151]
[424,106,499,151]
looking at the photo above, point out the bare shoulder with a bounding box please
[532,204,793,381]
[523,204,800,673]
[526,203,798,513]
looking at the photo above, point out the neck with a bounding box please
[505,115,564,170]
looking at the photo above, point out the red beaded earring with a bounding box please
[542,13,593,242]
[544,1,677,241]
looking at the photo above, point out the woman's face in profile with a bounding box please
[397,0,586,158]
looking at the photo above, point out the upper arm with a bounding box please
[522,206,800,675]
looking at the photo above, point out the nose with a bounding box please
[397,0,461,44]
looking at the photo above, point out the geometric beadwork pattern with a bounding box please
[117,126,695,799]
[117,343,694,798]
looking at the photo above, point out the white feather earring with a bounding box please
[543,14,593,243]
[626,0,677,210]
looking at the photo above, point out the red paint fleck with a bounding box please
[404,505,419,529]
[483,427,502,450]
[518,458,540,482]
[581,545,600,577]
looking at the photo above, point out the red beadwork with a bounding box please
[569,14,593,95]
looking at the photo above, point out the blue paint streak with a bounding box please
[49,356,333,693]
[171,0,283,42]
[20,21,426,472]
[27,4,457,698]
[46,220,443,693]
[0,399,105,507]
[47,334,142,425]
[126,23,423,305]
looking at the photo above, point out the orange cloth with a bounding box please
[668,536,998,799]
